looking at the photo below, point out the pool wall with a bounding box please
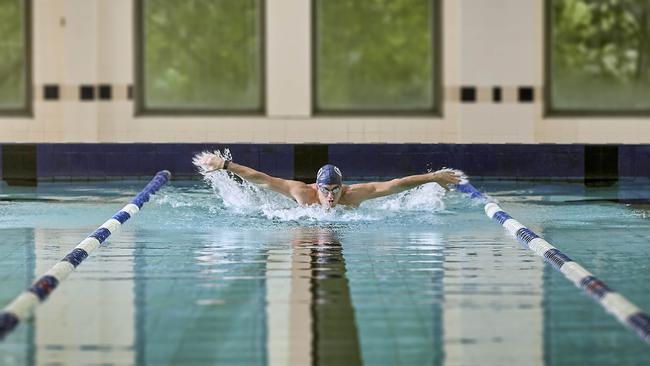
[1,143,646,184]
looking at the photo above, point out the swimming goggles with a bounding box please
[318,185,341,195]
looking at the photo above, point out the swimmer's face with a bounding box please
[317,184,342,208]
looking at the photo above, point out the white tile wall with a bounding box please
[2,0,647,143]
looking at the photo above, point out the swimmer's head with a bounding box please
[317,164,342,186]
[316,164,343,208]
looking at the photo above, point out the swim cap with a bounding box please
[316,164,342,186]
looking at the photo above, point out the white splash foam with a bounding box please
[193,149,453,222]
[259,205,387,222]
[363,182,447,211]
[193,148,233,174]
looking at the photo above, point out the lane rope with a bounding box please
[0,170,171,340]
[456,181,650,345]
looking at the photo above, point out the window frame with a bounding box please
[311,0,442,117]
[0,0,32,117]
[545,0,650,117]
[134,0,266,116]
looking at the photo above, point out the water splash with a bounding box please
[192,149,453,223]
[193,148,233,174]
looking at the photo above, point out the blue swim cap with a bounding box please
[316,164,342,186]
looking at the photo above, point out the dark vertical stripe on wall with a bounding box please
[2,144,37,186]
[584,145,618,187]
[294,144,328,183]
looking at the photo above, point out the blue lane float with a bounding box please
[457,182,650,345]
[0,170,171,340]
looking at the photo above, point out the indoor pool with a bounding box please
[1,174,650,366]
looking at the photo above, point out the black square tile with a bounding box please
[127,85,133,100]
[460,87,476,103]
[518,86,534,102]
[492,86,502,103]
[98,85,112,100]
[44,85,59,100]
[80,85,95,101]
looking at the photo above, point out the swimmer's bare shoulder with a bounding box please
[291,183,319,205]
[337,184,367,207]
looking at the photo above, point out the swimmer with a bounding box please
[195,152,462,209]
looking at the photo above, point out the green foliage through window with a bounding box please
[142,0,262,112]
[315,0,438,112]
[550,0,650,113]
[0,0,27,110]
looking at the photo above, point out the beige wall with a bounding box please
[1,0,648,143]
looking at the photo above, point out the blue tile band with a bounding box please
[456,181,650,346]
[0,170,171,341]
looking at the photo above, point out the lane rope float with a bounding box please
[0,170,171,340]
[457,181,650,345]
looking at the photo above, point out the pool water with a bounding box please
[1,175,650,365]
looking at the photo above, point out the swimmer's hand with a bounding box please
[431,168,466,190]
[193,151,225,173]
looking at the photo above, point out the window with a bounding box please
[136,0,264,114]
[547,0,650,115]
[0,0,30,115]
[314,0,440,114]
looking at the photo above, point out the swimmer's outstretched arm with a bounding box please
[196,153,310,202]
[344,170,462,205]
